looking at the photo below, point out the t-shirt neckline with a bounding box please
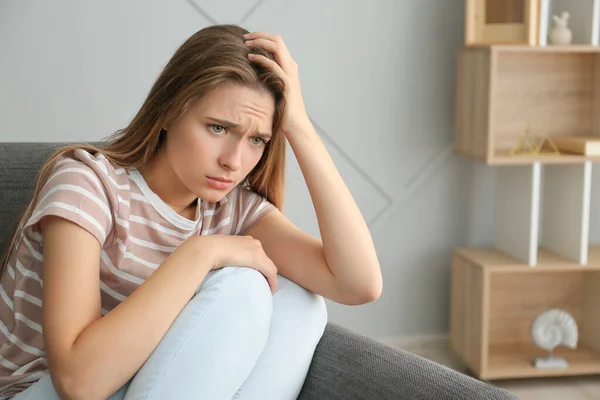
[127,169,202,231]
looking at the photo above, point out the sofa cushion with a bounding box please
[0,142,70,252]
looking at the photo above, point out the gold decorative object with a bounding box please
[510,121,560,156]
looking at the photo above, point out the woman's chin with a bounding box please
[198,187,234,203]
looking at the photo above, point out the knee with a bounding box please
[211,266,274,326]
[304,292,328,337]
[278,277,328,336]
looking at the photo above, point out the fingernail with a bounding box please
[245,40,253,45]
[243,33,251,37]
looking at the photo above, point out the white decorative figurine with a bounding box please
[549,12,573,45]
[531,309,578,369]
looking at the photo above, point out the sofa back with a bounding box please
[0,142,69,252]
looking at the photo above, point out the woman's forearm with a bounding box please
[58,237,215,400]
[286,122,382,300]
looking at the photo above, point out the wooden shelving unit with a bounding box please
[455,45,600,165]
[450,246,600,380]
[450,3,600,381]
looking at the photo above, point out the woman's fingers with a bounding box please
[244,31,282,43]
[245,32,296,73]
[259,259,278,294]
[245,38,279,56]
[248,53,286,78]
[267,267,278,294]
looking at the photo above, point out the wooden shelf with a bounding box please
[465,44,600,53]
[454,45,600,165]
[449,246,600,380]
[486,342,600,379]
[481,150,600,165]
[453,245,600,272]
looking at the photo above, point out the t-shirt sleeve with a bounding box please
[232,187,277,236]
[24,156,115,247]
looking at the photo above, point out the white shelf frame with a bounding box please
[494,162,593,266]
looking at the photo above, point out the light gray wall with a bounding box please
[8,0,596,341]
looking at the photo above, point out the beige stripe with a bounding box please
[30,202,107,242]
[80,153,128,190]
[55,158,130,206]
[126,237,176,252]
[38,184,111,220]
[108,175,130,191]
[15,260,43,288]
[7,264,15,280]
[131,193,150,203]
[46,167,107,201]
[99,289,121,313]
[22,237,42,262]
[100,281,126,302]
[130,215,191,239]
[235,192,253,235]
[14,291,42,307]
[229,188,239,227]
[203,217,231,235]
[2,263,15,296]
[102,242,156,282]
[14,314,42,334]
[0,356,19,371]
[123,252,160,270]
[3,289,43,326]
[100,251,144,286]
[12,357,44,375]
[115,216,130,228]
[0,321,44,357]
[0,370,47,393]
[28,231,43,242]
[0,284,13,310]
[117,227,185,249]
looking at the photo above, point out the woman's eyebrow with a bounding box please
[206,117,271,140]
[207,117,239,128]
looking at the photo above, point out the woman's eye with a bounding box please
[251,137,266,147]
[208,125,226,134]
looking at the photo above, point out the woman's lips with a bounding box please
[205,176,233,190]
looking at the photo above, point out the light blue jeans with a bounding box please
[13,267,328,399]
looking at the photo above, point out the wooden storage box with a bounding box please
[465,0,541,46]
[450,246,600,380]
[454,45,600,165]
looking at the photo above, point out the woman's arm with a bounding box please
[41,216,215,400]
[246,124,383,305]
[288,122,382,297]
[245,32,382,303]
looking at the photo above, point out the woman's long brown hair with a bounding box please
[0,24,287,277]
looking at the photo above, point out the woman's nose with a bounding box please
[219,142,243,171]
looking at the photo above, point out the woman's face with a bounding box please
[164,84,275,203]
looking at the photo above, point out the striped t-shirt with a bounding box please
[0,148,276,398]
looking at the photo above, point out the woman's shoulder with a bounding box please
[66,148,128,182]
[25,148,127,247]
[220,185,272,209]
[53,148,131,198]
[42,147,133,220]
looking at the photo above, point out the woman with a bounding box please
[0,24,382,399]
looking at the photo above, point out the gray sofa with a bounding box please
[0,142,518,399]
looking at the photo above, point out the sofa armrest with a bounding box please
[298,323,518,400]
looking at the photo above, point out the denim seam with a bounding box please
[144,273,231,399]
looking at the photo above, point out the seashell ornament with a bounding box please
[531,309,578,369]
